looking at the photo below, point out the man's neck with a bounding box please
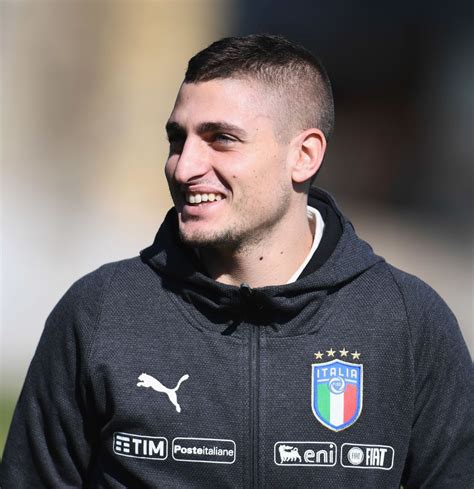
[199,207,315,288]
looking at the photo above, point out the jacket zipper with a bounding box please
[240,283,260,489]
[249,322,260,488]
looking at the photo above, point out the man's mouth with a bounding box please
[185,192,224,205]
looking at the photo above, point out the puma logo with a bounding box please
[137,373,189,413]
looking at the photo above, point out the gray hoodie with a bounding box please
[2,188,473,488]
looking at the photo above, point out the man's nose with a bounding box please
[172,137,210,184]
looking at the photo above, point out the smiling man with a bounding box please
[165,75,325,286]
[2,35,473,488]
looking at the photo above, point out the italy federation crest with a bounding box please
[311,359,363,431]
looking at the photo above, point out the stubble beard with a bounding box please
[179,227,243,253]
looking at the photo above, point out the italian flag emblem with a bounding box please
[311,359,363,431]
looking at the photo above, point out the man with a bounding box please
[2,34,473,488]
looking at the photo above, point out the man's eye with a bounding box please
[213,134,237,144]
[212,134,238,146]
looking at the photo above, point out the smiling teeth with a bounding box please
[186,193,223,204]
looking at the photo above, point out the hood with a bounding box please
[140,187,384,336]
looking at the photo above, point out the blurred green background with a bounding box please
[1,397,17,458]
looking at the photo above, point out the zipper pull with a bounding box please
[240,282,253,299]
[240,283,265,312]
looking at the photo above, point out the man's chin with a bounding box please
[178,228,241,251]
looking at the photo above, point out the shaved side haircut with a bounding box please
[184,34,335,142]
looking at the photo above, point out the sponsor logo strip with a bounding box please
[172,437,236,464]
[341,443,394,470]
[113,432,168,460]
[274,441,337,467]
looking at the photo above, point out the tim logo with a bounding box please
[274,442,336,467]
[113,432,168,460]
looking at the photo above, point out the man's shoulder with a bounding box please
[61,256,155,308]
[384,264,452,316]
[45,256,156,335]
[383,264,466,349]
[70,256,143,289]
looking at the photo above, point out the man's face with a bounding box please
[165,78,295,251]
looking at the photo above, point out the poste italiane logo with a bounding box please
[311,348,363,431]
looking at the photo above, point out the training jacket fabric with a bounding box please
[2,187,473,489]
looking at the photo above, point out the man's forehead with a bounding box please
[176,77,264,100]
[171,80,271,118]
[168,79,280,133]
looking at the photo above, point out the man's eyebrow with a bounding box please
[166,121,248,139]
[165,121,185,136]
[196,121,247,138]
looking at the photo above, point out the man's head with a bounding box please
[165,34,334,251]
[184,34,334,142]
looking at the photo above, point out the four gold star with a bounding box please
[312,348,362,360]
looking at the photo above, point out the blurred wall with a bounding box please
[1,0,472,426]
[238,1,473,220]
[1,0,233,393]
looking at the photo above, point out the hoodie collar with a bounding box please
[140,187,384,336]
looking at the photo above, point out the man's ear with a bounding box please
[290,128,327,184]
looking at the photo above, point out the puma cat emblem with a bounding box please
[137,373,189,413]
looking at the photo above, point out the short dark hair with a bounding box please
[185,34,335,141]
